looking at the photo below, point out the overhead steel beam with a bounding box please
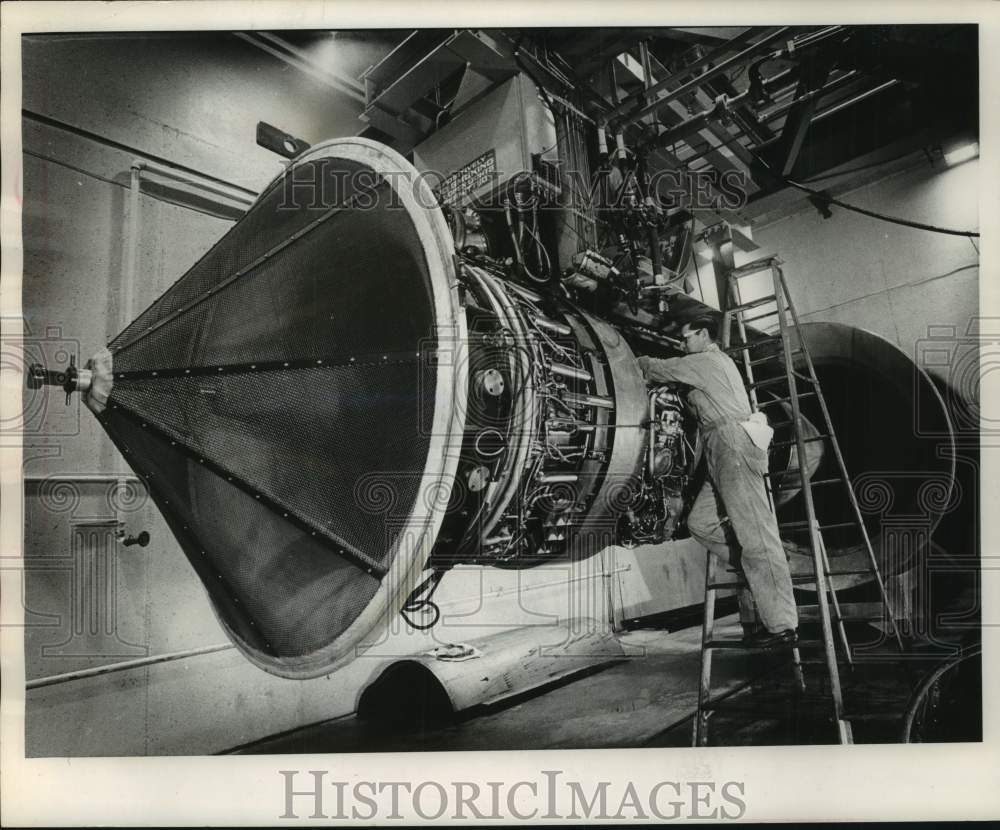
[778,61,833,177]
[639,47,759,190]
[606,26,772,122]
[234,32,366,104]
[609,27,792,125]
[671,27,756,42]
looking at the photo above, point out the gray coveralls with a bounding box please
[638,345,798,633]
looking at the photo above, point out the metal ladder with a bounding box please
[693,253,904,746]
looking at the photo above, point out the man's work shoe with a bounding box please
[743,628,798,649]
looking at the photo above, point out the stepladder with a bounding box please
[692,232,907,746]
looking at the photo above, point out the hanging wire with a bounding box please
[400,568,447,631]
[744,147,982,238]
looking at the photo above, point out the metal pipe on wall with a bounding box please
[26,643,235,690]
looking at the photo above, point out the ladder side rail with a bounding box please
[774,266,904,653]
[771,265,852,743]
[695,552,719,747]
[816,522,855,668]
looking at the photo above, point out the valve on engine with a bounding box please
[618,385,693,547]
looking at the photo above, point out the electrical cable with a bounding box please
[744,146,981,238]
[400,568,446,630]
[785,176,980,238]
[630,66,979,239]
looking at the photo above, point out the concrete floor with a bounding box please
[227,618,858,753]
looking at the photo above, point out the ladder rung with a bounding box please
[718,571,854,586]
[727,295,778,314]
[726,336,782,354]
[748,350,797,367]
[776,476,842,490]
[765,467,807,478]
[741,308,786,326]
[748,376,790,391]
[771,434,830,449]
[707,581,747,590]
[729,256,781,278]
[824,569,874,576]
[758,391,816,407]
[705,638,822,651]
[787,569,876,581]
[778,520,857,531]
[797,602,889,622]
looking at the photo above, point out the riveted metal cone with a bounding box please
[97,140,467,677]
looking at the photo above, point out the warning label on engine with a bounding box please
[433,149,497,205]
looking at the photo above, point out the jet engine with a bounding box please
[26,138,954,677]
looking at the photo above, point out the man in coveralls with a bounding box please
[636,315,799,647]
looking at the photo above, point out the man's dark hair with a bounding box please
[686,315,719,341]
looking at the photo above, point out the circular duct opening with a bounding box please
[769,323,955,587]
[102,138,468,677]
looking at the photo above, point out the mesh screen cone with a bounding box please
[100,139,468,678]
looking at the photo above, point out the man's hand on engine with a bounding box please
[636,355,652,379]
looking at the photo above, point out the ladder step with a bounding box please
[748,349,800,367]
[766,467,811,478]
[748,376,791,391]
[824,569,875,576]
[726,336,782,354]
[797,602,888,622]
[771,434,830,449]
[778,520,857,531]
[729,256,782,278]
[727,295,778,314]
[741,310,785,326]
[705,638,822,651]
[758,391,817,407]
[718,571,868,586]
[776,476,843,490]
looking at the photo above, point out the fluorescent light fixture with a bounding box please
[943,141,979,167]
